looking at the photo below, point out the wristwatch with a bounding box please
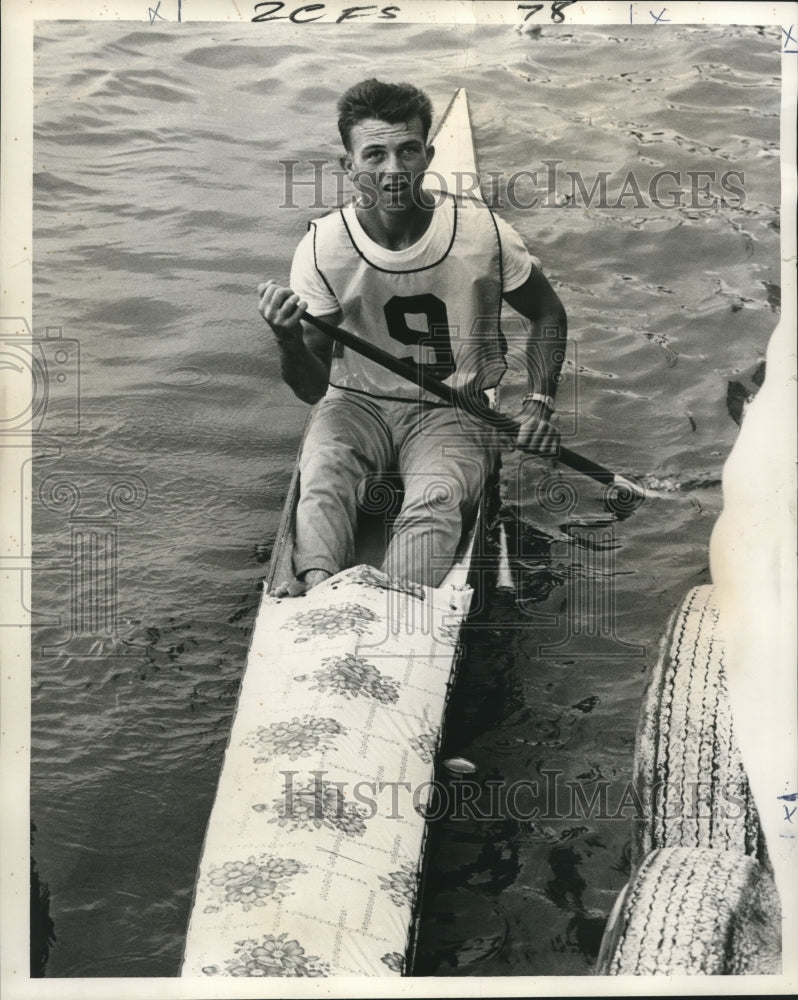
[522,392,555,412]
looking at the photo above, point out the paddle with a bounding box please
[302,310,647,515]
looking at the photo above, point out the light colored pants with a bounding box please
[294,388,499,588]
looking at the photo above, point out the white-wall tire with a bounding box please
[631,585,768,867]
[597,846,781,975]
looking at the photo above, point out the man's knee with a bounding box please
[399,469,469,520]
[300,439,364,482]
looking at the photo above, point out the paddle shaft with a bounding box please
[303,311,643,498]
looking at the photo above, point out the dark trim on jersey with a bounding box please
[485,204,508,358]
[337,195,459,275]
[309,221,343,356]
[309,221,337,300]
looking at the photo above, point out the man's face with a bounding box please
[340,116,433,212]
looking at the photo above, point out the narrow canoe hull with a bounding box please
[181,564,476,977]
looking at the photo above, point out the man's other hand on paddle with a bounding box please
[258,280,337,404]
[258,280,307,343]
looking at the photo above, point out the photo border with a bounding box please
[2,1,796,997]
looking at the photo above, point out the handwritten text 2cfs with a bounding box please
[253,2,400,22]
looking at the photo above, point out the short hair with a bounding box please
[337,79,433,150]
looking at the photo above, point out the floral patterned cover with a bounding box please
[182,564,473,978]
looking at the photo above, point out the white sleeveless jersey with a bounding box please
[305,195,512,403]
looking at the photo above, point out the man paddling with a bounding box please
[259,79,566,593]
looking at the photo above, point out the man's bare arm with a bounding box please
[257,281,339,404]
[503,265,568,454]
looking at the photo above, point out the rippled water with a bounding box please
[31,20,780,977]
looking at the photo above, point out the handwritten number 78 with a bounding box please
[518,1,577,23]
